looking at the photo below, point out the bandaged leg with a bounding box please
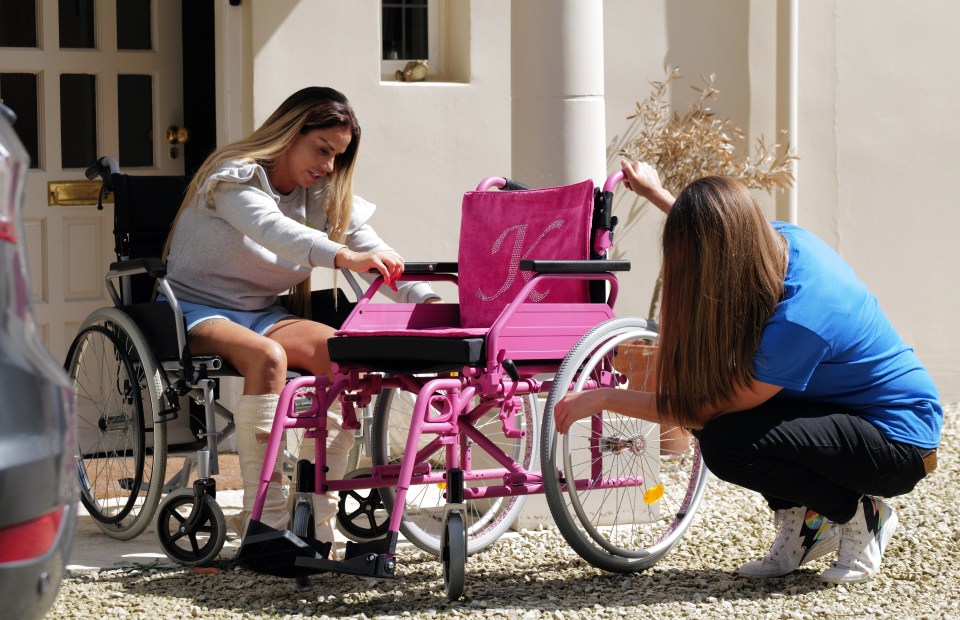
[231,393,288,537]
[295,405,356,547]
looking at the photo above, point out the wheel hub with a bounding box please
[600,435,646,456]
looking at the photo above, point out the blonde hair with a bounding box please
[164,87,362,316]
[655,176,786,427]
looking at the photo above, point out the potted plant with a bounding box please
[614,67,798,318]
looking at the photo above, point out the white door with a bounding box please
[0,0,184,361]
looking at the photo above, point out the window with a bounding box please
[381,0,437,80]
[0,0,38,48]
[380,0,470,84]
[382,0,428,61]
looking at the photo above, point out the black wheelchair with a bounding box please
[66,157,364,564]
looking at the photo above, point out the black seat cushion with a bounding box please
[327,336,485,374]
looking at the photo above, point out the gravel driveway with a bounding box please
[50,403,959,619]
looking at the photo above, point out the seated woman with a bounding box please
[162,86,440,545]
[555,160,942,584]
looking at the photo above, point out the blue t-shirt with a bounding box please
[753,222,942,449]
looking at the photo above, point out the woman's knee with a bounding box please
[238,338,288,391]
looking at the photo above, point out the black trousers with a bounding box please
[695,400,928,523]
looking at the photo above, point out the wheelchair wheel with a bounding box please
[372,387,539,556]
[68,307,168,540]
[441,511,467,601]
[155,488,226,566]
[541,317,709,573]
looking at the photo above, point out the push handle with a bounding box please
[85,156,120,185]
[591,169,627,263]
[84,157,120,210]
[603,169,625,194]
[475,176,530,192]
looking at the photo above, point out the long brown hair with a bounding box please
[654,176,786,426]
[163,87,362,315]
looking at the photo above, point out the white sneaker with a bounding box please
[739,507,840,578]
[821,496,898,584]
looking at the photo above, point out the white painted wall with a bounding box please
[234,0,959,399]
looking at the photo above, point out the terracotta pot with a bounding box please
[614,341,657,391]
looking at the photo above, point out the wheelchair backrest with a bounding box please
[457,180,594,328]
[111,173,189,303]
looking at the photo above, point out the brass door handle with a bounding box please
[166,125,190,145]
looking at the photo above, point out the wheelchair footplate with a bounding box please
[237,520,397,579]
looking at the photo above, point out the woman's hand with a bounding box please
[553,389,607,435]
[620,159,676,214]
[336,248,404,291]
[554,386,663,433]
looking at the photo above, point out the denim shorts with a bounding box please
[159,296,295,335]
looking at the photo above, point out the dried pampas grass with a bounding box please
[613,67,798,317]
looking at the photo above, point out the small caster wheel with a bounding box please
[291,499,315,587]
[155,488,226,566]
[441,511,466,601]
[336,468,389,542]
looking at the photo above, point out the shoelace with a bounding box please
[833,525,871,570]
[765,510,803,560]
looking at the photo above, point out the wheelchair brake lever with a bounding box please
[502,359,520,382]
[158,383,182,421]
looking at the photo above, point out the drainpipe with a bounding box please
[510,0,606,188]
[776,0,799,224]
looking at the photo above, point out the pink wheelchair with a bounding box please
[236,172,709,600]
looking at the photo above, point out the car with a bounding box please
[0,102,77,619]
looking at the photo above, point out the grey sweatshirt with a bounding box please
[165,159,438,311]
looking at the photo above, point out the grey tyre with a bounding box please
[69,307,168,541]
[541,317,709,572]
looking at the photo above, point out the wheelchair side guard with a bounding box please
[237,521,398,579]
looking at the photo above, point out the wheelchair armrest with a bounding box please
[404,262,459,274]
[366,262,459,275]
[107,256,167,279]
[519,259,631,273]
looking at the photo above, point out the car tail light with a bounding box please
[0,186,15,243]
[0,161,16,243]
[0,508,64,563]
[0,222,15,243]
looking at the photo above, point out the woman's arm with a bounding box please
[553,378,783,433]
[620,159,676,214]
[340,197,442,303]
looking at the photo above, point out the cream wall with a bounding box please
[244,0,510,302]
[234,0,957,399]
[795,1,960,400]
[601,0,958,400]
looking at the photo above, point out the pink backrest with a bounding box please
[457,180,594,328]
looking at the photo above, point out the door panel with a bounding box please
[0,0,184,360]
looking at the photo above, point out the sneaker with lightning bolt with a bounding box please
[739,507,840,578]
[820,496,898,585]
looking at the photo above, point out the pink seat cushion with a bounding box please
[457,180,594,328]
